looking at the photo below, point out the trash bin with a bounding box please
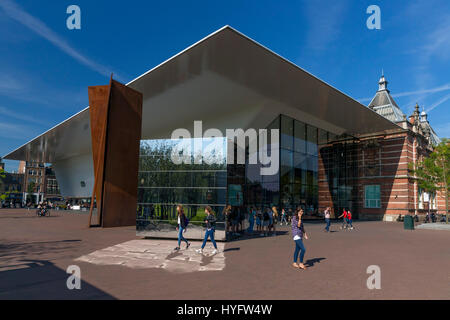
[404,215,415,230]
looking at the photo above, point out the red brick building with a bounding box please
[319,75,444,221]
[19,161,61,204]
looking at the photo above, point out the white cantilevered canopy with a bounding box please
[4,25,400,164]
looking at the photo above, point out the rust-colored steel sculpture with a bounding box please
[88,77,143,228]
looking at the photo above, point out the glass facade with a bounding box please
[279,115,320,216]
[244,117,280,208]
[136,138,228,240]
[319,135,359,216]
[136,114,360,239]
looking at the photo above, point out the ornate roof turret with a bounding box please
[378,75,388,92]
[420,107,428,122]
[368,74,406,123]
[415,105,441,146]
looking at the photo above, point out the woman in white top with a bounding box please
[324,207,331,232]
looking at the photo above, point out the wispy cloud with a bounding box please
[0,121,39,140]
[427,92,450,113]
[432,122,450,139]
[0,0,124,79]
[407,6,450,108]
[303,0,348,51]
[358,83,450,102]
[0,106,50,126]
[0,74,23,93]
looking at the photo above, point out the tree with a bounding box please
[409,139,450,223]
[0,159,6,202]
[27,181,36,194]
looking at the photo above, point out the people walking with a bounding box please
[324,207,331,232]
[280,208,288,225]
[196,206,218,255]
[347,210,354,230]
[174,205,190,251]
[338,209,348,230]
[292,207,308,270]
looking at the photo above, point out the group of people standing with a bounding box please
[243,206,278,237]
[222,205,280,238]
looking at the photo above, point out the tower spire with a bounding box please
[378,73,388,92]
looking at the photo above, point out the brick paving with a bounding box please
[0,209,449,300]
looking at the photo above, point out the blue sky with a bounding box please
[1,0,449,172]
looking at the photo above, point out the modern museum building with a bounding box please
[7,26,439,240]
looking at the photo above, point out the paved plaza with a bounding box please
[76,240,226,273]
[0,209,449,300]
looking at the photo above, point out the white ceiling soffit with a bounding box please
[3,26,399,163]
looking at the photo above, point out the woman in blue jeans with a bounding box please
[324,207,331,232]
[292,207,308,270]
[197,206,218,254]
[175,205,190,251]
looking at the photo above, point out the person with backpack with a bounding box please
[292,207,308,270]
[174,205,190,251]
[196,206,218,255]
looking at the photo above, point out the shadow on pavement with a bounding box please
[0,240,82,267]
[227,230,289,242]
[223,247,240,253]
[0,260,115,300]
[305,257,326,268]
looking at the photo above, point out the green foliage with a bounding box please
[409,138,450,223]
[27,181,36,194]
[409,139,450,192]
[190,212,207,222]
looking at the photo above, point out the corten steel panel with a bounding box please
[88,85,110,224]
[101,80,143,228]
